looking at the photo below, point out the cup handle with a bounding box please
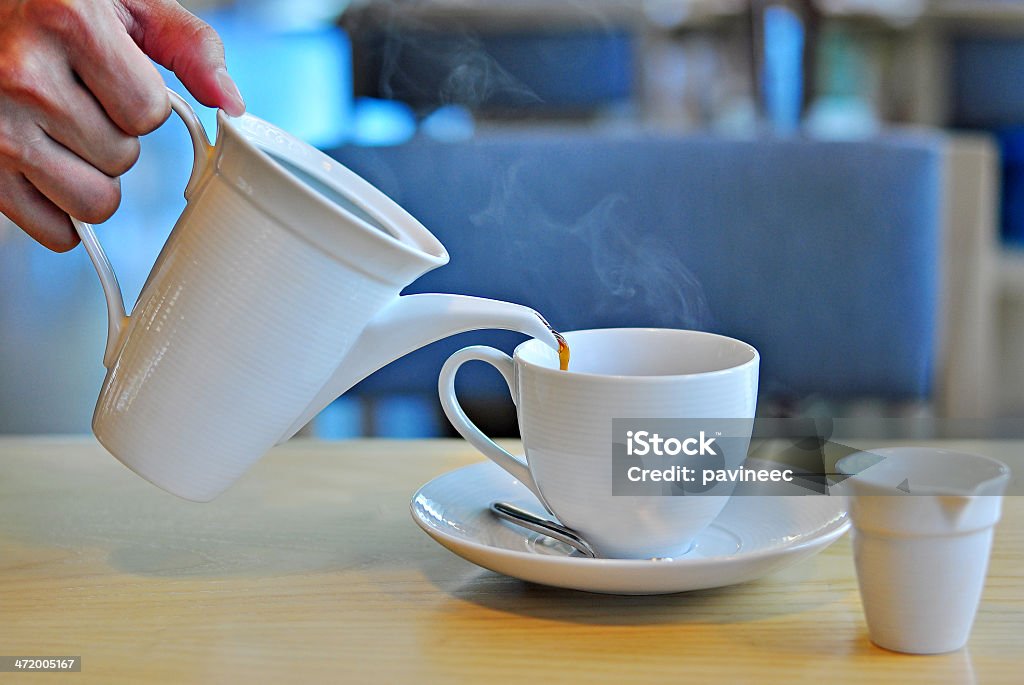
[438,346,541,499]
[72,88,214,368]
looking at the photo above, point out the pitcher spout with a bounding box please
[278,293,561,441]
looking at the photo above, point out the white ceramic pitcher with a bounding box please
[73,89,558,502]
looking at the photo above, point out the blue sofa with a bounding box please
[329,132,943,410]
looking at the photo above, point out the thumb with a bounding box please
[119,0,245,116]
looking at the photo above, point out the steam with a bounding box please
[353,2,710,330]
[471,161,711,331]
[438,41,541,108]
[371,7,541,109]
[362,0,625,110]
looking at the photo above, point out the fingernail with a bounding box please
[215,68,245,116]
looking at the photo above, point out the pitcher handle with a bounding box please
[73,88,214,368]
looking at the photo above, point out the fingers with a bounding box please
[38,76,140,178]
[0,169,77,252]
[18,127,121,227]
[120,0,245,116]
[0,0,242,253]
[42,0,171,136]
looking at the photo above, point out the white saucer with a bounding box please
[411,460,850,595]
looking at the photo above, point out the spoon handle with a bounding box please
[489,501,596,558]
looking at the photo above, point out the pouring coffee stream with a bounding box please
[556,331,571,371]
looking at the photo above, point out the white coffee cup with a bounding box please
[439,328,760,559]
[836,447,1011,654]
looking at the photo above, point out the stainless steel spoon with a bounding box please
[489,501,597,558]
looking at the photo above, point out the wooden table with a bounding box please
[0,437,1020,683]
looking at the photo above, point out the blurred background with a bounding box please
[4,0,1024,437]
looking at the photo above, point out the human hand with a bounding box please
[0,0,245,251]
